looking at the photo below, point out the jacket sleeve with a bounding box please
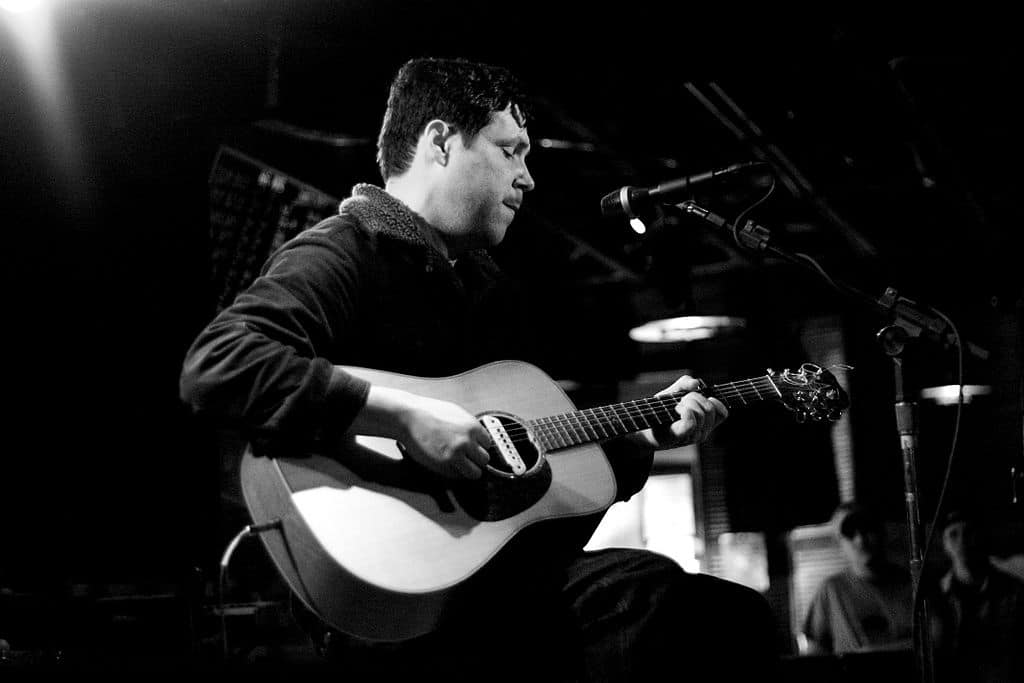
[601,439,655,502]
[179,222,372,440]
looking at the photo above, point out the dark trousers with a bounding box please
[324,548,780,682]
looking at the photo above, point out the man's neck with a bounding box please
[951,558,989,588]
[851,556,888,581]
[383,179,451,259]
[852,565,877,580]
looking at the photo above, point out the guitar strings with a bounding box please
[493,377,782,446]
[489,373,834,454]
[498,378,779,440]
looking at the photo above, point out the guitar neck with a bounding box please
[529,375,781,452]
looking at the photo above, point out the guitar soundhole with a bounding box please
[457,411,550,522]
[478,412,542,477]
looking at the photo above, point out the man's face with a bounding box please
[437,105,534,250]
[942,520,978,562]
[839,525,883,569]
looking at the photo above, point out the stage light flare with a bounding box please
[1,0,46,14]
[2,0,86,201]
[629,316,747,344]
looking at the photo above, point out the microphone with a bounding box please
[600,161,766,218]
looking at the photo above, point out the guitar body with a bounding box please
[239,357,849,642]
[240,360,617,642]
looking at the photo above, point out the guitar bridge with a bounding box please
[481,414,528,475]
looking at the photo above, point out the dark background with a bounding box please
[2,0,1023,610]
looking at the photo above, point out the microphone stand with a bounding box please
[675,200,988,683]
[876,324,934,683]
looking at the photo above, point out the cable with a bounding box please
[731,173,776,249]
[792,255,967,562]
[794,252,842,291]
[908,306,964,670]
[795,254,965,682]
[218,520,283,660]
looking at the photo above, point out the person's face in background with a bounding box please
[839,516,885,574]
[942,519,982,566]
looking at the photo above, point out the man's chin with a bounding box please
[484,223,510,247]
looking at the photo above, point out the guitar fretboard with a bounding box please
[528,376,780,451]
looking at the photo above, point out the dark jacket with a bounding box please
[179,183,650,499]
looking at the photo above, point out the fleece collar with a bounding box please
[338,183,498,275]
[340,184,440,252]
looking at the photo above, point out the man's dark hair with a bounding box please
[941,507,976,531]
[376,57,530,181]
[833,502,884,540]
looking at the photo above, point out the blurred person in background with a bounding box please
[803,502,913,654]
[930,508,1024,682]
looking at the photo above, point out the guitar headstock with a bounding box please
[768,363,850,423]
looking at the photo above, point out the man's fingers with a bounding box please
[452,437,491,479]
[656,374,701,396]
[456,457,483,480]
[671,392,729,444]
[708,396,729,421]
[677,392,713,419]
[470,421,492,446]
[468,443,491,468]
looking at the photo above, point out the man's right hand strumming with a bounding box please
[350,385,492,480]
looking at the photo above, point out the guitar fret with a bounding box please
[605,408,620,437]
[560,416,582,446]
[623,403,643,431]
[540,419,557,450]
[639,398,662,426]
[576,412,598,442]
[656,397,678,425]
[633,400,652,429]
[764,375,783,398]
[535,427,553,451]
[599,405,626,436]
[747,379,763,401]
[612,404,632,431]
[584,408,609,439]
[567,414,588,445]
[561,419,577,450]
[532,418,551,449]
[711,382,746,407]
[567,418,585,445]
[613,405,630,434]
[565,413,586,444]
[546,418,565,450]
[644,402,660,426]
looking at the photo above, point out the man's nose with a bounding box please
[516,162,536,192]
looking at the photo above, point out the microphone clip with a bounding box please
[678,200,772,251]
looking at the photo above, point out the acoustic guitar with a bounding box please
[240,360,848,641]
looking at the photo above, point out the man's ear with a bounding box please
[424,119,455,165]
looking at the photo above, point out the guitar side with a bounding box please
[240,360,617,642]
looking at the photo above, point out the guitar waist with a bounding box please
[601,438,655,503]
